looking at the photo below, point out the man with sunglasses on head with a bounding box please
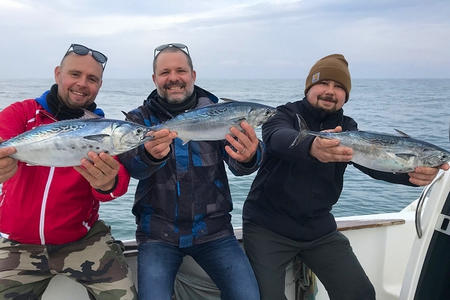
[0,44,137,299]
[119,43,261,300]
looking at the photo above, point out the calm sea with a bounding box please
[1,78,449,240]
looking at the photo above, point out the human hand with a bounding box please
[225,121,259,163]
[408,163,450,186]
[309,126,353,163]
[0,138,18,183]
[143,129,177,160]
[74,152,120,191]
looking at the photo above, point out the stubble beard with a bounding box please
[158,82,194,104]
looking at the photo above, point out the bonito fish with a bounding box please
[291,114,450,173]
[0,118,153,167]
[1,101,275,167]
[148,100,276,144]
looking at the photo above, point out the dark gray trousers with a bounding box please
[243,222,376,300]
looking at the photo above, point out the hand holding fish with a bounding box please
[74,152,120,191]
[310,126,353,163]
[144,129,177,160]
[0,138,18,183]
[408,163,450,186]
[225,121,259,163]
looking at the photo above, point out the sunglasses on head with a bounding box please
[65,44,108,69]
[153,43,190,58]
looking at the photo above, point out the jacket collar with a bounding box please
[34,84,105,121]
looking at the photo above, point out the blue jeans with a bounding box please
[137,235,260,300]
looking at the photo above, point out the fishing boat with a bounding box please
[42,170,450,299]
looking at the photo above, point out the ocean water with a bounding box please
[1,78,449,240]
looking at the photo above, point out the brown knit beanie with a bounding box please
[304,54,351,101]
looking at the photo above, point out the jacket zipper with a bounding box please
[39,167,55,245]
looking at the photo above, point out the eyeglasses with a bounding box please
[153,43,190,58]
[64,44,108,69]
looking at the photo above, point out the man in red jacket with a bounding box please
[0,44,137,299]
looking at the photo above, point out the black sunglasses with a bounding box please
[65,44,108,69]
[154,43,190,58]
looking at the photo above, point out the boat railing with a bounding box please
[415,170,445,238]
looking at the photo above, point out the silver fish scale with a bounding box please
[293,114,449,173]
[1,102,275,166]
[153,101,276,144]
[355,132,399,145]
[176,105,241,120]
[1,118,152,167]
[205,106,229,116]
[8,123,87,144]
[314,130,450,172]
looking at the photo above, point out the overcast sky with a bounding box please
[1,0,450,79]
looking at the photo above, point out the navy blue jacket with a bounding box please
[243,99,414,242]
[119,86,263,247]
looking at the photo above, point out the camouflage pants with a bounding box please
[0,220,137,300]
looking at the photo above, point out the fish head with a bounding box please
[246,105,276,127]
[421,148,450,167]
[112,123,153,153]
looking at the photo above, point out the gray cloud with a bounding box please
[1,0,449,79]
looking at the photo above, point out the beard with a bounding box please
[157,80,194,104]
[315,95,339,113]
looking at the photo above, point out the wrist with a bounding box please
[95,175,118,194]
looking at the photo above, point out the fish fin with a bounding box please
[220,97,264,103]
[394,129,410,137]
[83,134,111,142]
[289,114,310,148]
[80,109,102,119]
[220,97,237,102]
[121,110,133,120]
[121,111,144,124]
[395,153,416,160]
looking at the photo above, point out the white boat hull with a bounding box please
[41,171,450,300]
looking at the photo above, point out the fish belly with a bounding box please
[351,151,416,173]
[11,136,113,167]
[176,123,234,143]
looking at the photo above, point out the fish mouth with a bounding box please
[264,109,276,120]
[142,131,155,142]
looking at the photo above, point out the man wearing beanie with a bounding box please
[242,54,445,300]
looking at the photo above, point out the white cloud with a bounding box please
[0,0,30,10]
[0,0,449,79]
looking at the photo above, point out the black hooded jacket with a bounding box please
[243,98,413,241]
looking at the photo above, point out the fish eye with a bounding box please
[137,128,142,134]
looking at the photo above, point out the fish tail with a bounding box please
[289,114,310,148]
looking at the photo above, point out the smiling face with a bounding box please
[152,50,196,104]
[306,80,347,113]
[54,53,103,109]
